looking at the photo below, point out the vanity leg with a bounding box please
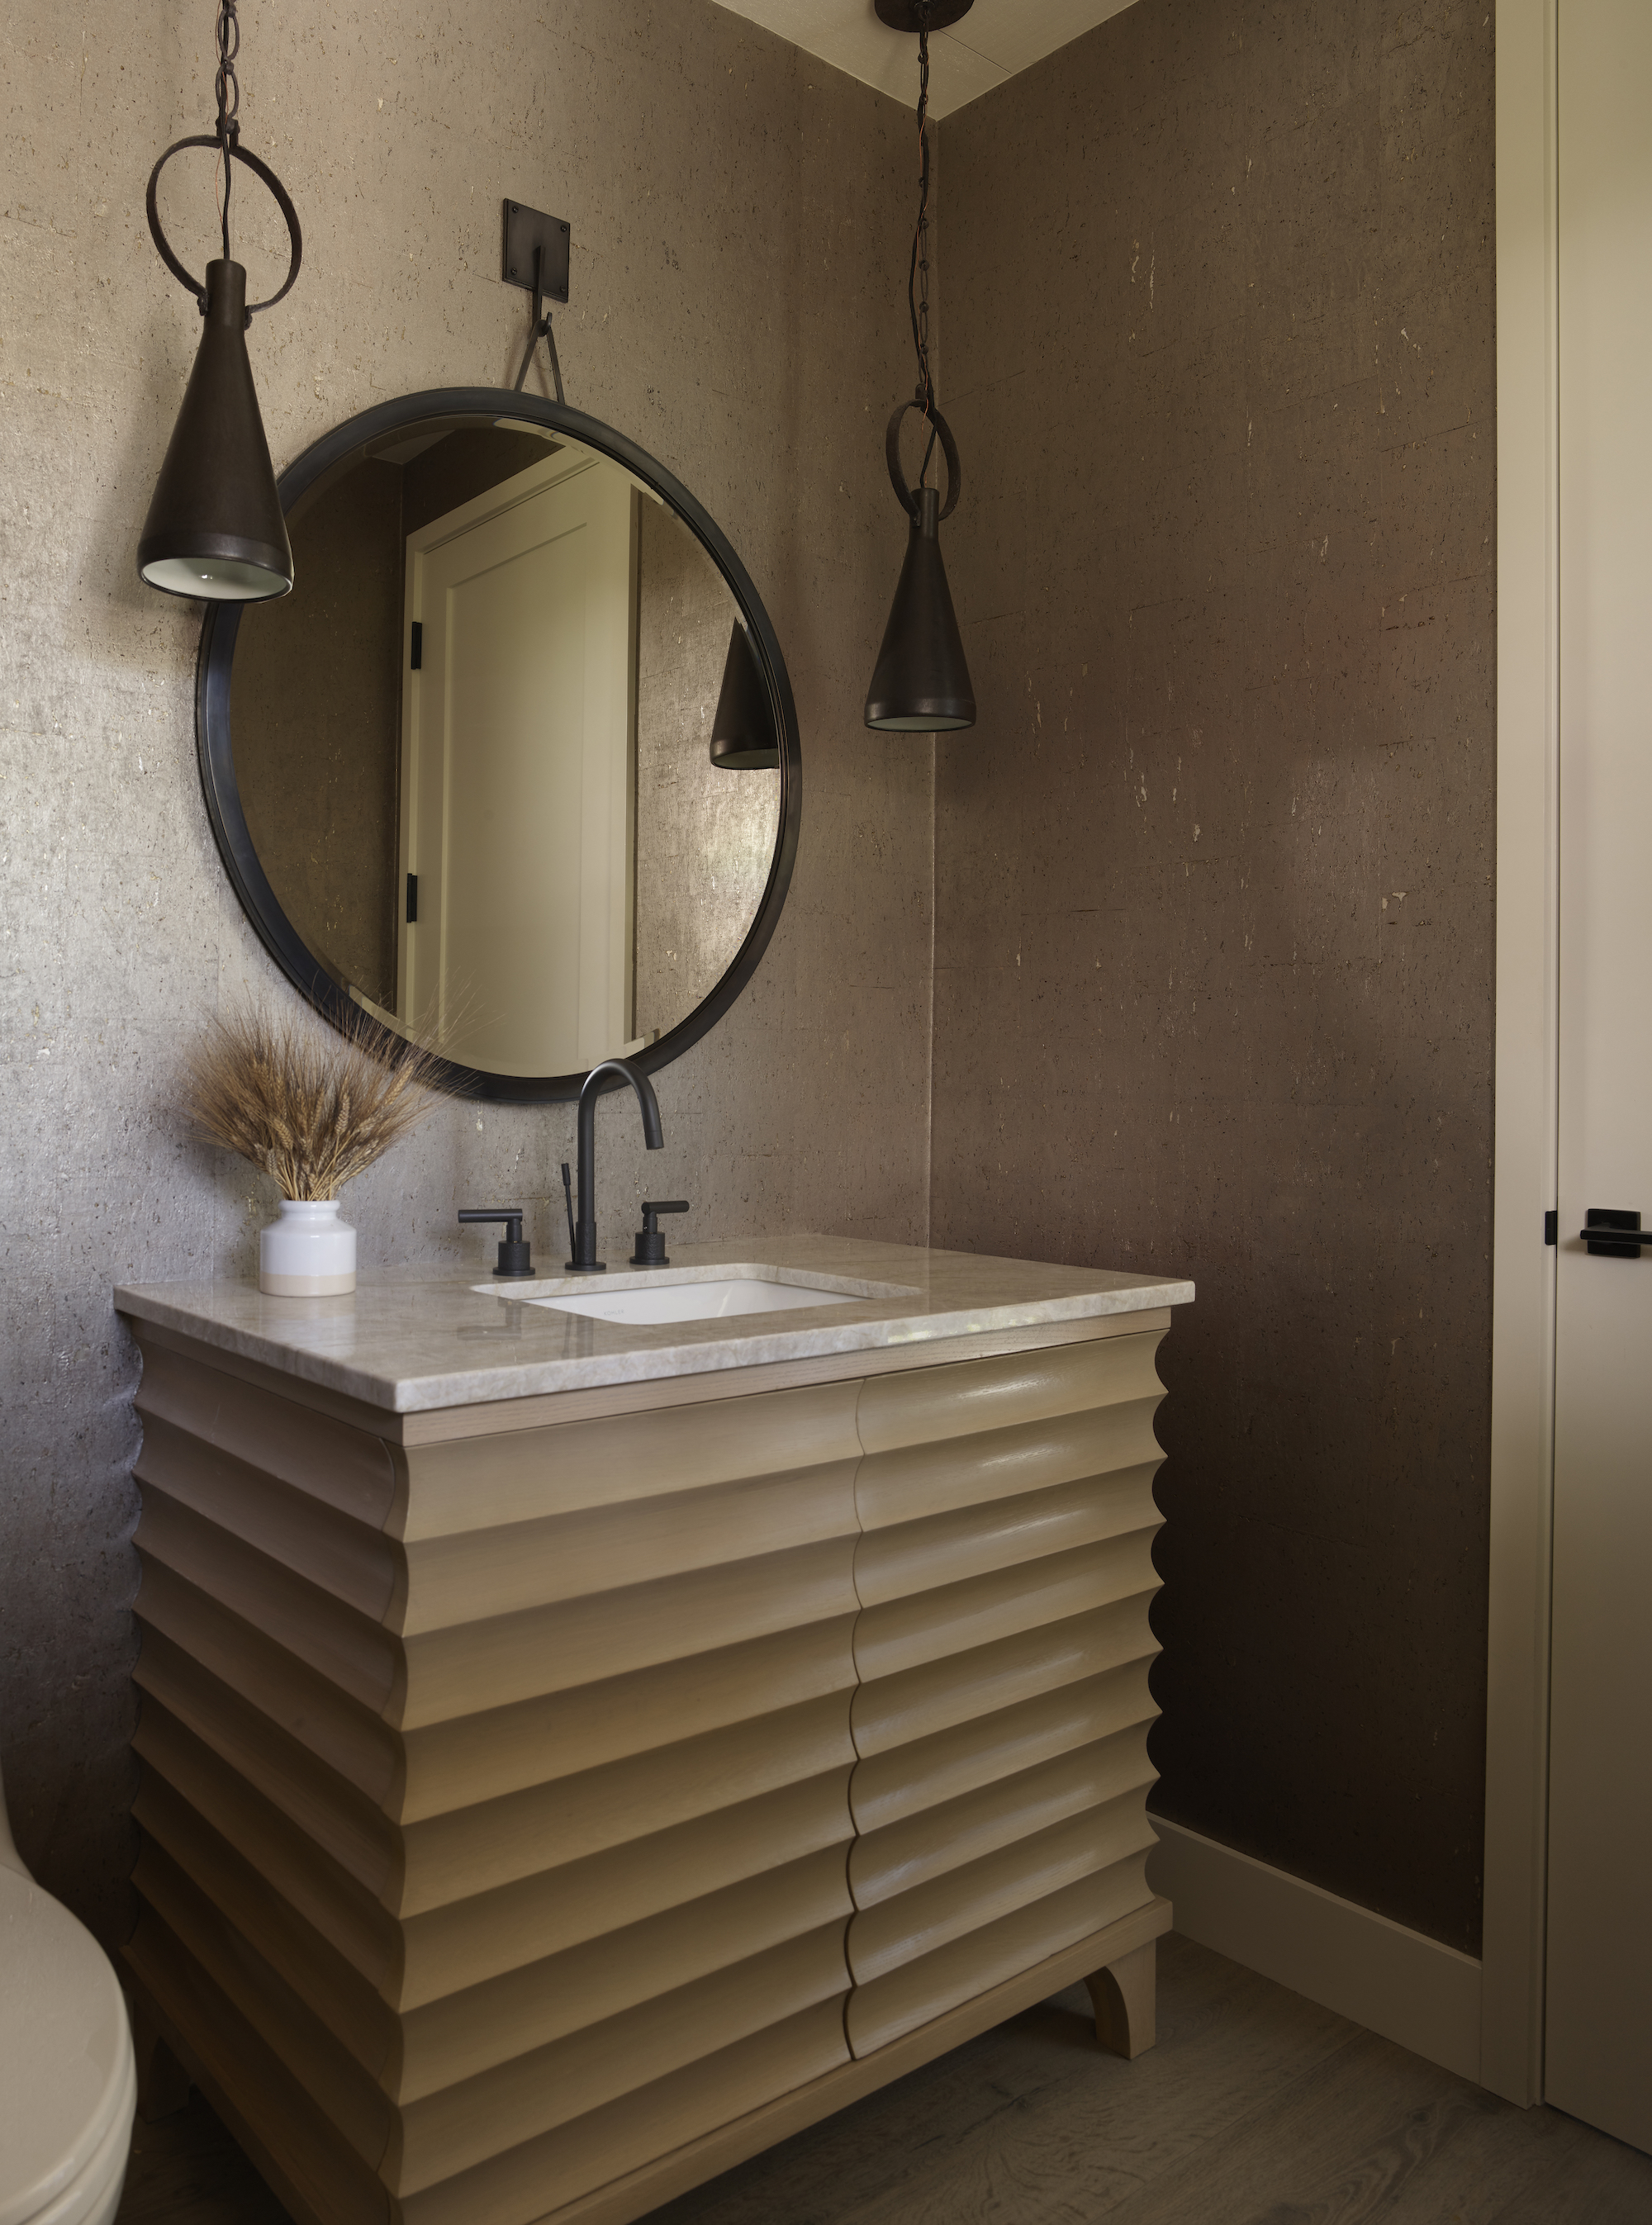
[131,1990,192,2121]
[1085,1938,1157,2060]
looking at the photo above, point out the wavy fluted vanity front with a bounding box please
[115,1236,1194,2225]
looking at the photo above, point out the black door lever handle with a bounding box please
[1578,1208,1647,1257]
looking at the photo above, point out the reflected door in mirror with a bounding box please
[403,455,635,1075]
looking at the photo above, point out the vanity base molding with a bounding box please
[121,1298,1180,2225]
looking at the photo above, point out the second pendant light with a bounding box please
[865,0,976,735]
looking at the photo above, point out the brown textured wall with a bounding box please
[933,0,1497,1950]
[0,0,931,1943]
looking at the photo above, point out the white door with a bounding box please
[1545,0,1652,2153]
[401,454,637,1075]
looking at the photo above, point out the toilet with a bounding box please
[0,1762,136,2225]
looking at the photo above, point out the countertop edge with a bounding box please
[113,1275,1196,1414]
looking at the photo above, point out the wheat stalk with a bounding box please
[183,996,449,1200]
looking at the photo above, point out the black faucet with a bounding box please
[567,1058,664,1273]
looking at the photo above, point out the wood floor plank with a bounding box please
[1069,2033,1498,2224]
[1488,2123,1652,2225]
[1458,2105,1652,2225]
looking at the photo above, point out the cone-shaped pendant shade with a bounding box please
[709,621,780,768]
[864,485,975,731]
[139,259,293,601]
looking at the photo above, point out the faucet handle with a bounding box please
[459,1208,534,1279]
[630,1200,689,1269]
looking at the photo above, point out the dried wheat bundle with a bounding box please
[183,996,448,1200]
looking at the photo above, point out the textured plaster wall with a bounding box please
[934,0,1496,1950]
[0,0,933,1942]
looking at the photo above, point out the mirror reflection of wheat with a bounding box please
[183,996,450,1201]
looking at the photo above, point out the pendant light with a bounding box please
[139,0,303,601]
[865,0,976,733]
[709,622,780,769]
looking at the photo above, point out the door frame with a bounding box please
[1483,0,1559,2109]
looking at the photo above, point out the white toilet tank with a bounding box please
[0,1765,136,2225]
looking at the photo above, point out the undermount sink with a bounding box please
[528,1274,862,1326]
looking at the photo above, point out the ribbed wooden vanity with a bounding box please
[116,1240,1192,2225]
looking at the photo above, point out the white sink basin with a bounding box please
[529,1275,860,1327]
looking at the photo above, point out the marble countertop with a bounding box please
[114,1235,1193,1414]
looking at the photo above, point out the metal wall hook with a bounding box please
[512,241,566,403]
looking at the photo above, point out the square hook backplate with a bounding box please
[502,201,571,302]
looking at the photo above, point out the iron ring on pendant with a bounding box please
[145,133,303,319]
[885,401,961,522]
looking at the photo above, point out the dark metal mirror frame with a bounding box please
[195,385,802,1103]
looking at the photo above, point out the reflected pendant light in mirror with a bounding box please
[710,622,780,769]
[865,0,976,733]
[139,0,303,602]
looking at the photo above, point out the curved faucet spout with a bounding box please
[568,1059,665,1272]
[583,1057,664,1150]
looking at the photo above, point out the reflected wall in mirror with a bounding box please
[206,393,799,1098]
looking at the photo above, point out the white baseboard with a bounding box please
[1146,1817,1483,2083]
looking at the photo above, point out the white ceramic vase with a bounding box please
[259,1198,357,1296]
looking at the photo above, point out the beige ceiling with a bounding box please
[713,0,1141,118]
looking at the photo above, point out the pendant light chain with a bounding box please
[908,2,940,490]
[214,0,242,261]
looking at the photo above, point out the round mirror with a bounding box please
[197,388,800,1099]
